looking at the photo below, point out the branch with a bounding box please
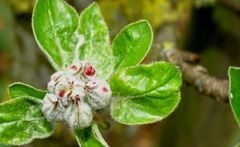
[158,48,229,102]
[153,24,229,103]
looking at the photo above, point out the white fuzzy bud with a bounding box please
[42,61,112,129]
[67,61,83,75]
[85,79,112,110]
[42,93,64,121]
[64,101,92,129]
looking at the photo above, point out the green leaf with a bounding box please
[109,62,182,125]
[0,97,54,145]
[228,67,240,126]
[8,82,46,100]
[78,3,114,79]
[112,20,153,71]
[32,0,79,70]
[75,123,108,147]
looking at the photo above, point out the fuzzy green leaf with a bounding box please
[228,67,240,126]
[112,20,153,71]
[8,82,46,100]
[78,3,114,79]
[109,62,182,125]
[32,0,79,70]
[75,123,108,147]
[0,97,54,145]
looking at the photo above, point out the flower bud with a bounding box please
[42,61,112,129]
[64,101,92,129]
[85,80,97,90]
[48,71,63,92]
[70,85,85,102]
[42,93,64,121]
[54,75,75,97]
[67,61,83,75]
[86,79,112,110]
[84,64,95,77]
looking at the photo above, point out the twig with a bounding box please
[159,47,229,102]
[153,24,229,103]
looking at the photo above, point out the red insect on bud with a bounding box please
[59,90,65,97]
[84,65,95,76]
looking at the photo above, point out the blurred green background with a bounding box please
[1,0,240,146]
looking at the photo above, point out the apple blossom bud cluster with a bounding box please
[42,61,112,129]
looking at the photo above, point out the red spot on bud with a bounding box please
[84,65,95,76]
[69,81,74,89]
[102,87,108,93]
[59,90,65,97]
[70,65,78,71]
